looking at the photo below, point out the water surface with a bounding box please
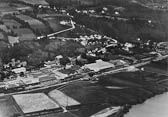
[125,92,168,117]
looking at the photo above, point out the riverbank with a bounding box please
[125,92,168,117]
[122,59,168,117]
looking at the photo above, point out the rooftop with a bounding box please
[84,60,115,72]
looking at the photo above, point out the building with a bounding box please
[83,59,115,72]
[12,67,26,74]
[109,59,129,67]
[55,55,63,65]
[52,70,68,80]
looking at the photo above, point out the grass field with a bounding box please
[0,96,20,117]
[0,3,16,12]
[3,19,21,30]
[18,0,49,5]
[13,93,59,113]
[44,16,71,32]
[0,32,6,40]
[14,28,36,41]
[16,14,50,35]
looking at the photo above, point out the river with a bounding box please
[125,92,168,117]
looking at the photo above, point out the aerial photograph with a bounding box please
[0,0,167,117]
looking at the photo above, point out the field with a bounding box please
[0,96,20,117]
[3,19,21,30]
[16,14,49,35]
[0,3,16,12]
[54,61,168,116]
[18,0,49,5]
[71,2,168,42]
[13,93,59,113]
[0,2,31,15]
[44,16,71,32]
[0,32,6,41]
[46,0,103,6]
[48,89,80,107]
[14,28,36,41]
[0,25,11,33]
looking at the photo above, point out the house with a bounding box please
[109,59,129,67]
[89,10,95,13]
[103,7,108,11]
[44,61,56,67]
[115,11,120,15]
[55,55,63,65]
[52,70,68,80]
[12,67,26,74]
[81,40,88,46]
[55,55,63,60]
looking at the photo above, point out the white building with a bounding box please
[12,67,26,74]
[84,60,115,72]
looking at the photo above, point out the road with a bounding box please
[0,79,81,97]
[37,20,75,39]
[0,53,168,97]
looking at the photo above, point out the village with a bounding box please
[0,0,167,100]
[0,0,168,117]
[0,28,166,93]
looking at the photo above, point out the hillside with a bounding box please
[65,0,168,42]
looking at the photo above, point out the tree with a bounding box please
[27,50,48,66]
[60,57,70,66]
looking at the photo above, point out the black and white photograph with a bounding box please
[0,0,167,117]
